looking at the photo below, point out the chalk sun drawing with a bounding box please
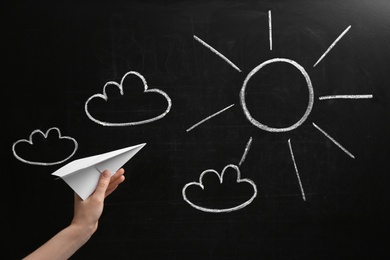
[12,127,78,166]
[187,10,373,202]
[85,71,172,126]
[183,138,257,213]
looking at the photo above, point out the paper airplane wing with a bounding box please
[52,143,146,200]
[94,143,146,173]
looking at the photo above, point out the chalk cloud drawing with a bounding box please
[85,71,172,126]
[183,137,256,213]
[189,11,373,201]
[182,164,257,213]
[12,127,78,166]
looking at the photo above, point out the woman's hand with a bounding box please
[71,168,126,234]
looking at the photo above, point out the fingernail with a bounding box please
[103,171,110,178]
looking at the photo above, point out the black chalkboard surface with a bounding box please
[4,0,390,259]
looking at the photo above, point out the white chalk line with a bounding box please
[268,10,272,51]
[85,71,172,126]
[287,139,306,201]
[240,58,314,132]
[312,122,355,159]
[319,94,373,100]
[239,137,253,166]
[182,164,257,213]
[12,127,78,166]
[313,25,351,67]
[186,104,235,132]
[193,35,242,72]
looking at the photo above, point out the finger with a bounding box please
[110,168,125,183]
[105,175,125,198]
[107,169,125,189]
[108,174,125,189]
[105,184,118,197]
[93,170,111,199]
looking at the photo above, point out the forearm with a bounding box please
[23,170,124,259]
[23,224,95,260]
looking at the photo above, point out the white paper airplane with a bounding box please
[52,143,146,200]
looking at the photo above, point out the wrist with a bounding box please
[67,222,96,243]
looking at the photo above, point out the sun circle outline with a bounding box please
[240,58,314,132]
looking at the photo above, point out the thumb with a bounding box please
[93,170,111,199]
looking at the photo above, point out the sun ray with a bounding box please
[319,94,373,100]
[239,137,253,166]
[268,10,272,51]
[193,35,242,72]
[288,139,306,201]
[312,122,355,159]
[186,104,235,132]
[313,25,351,67]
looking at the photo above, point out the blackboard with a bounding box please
[4,0,390,259]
